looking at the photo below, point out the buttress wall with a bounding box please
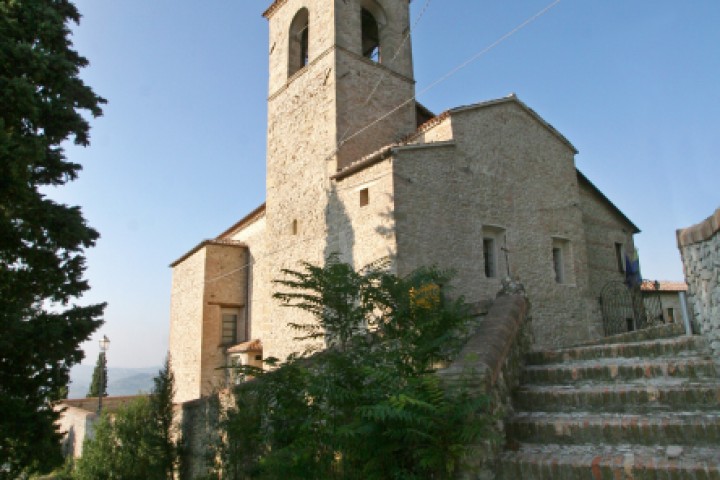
[169,243,247,403]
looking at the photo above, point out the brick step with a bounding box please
[499,443,720,480]
[526,335,710,366]
[577,322,687,347]
[507,412,720,446]
[514,382,720,413]
[522,356,718,385]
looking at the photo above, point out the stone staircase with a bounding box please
[499,324,720,479]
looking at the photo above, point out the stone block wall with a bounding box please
[677,207,720,356]
[56,395,146,458]
[222,210,267,347]
[170,247,207,404]
[329,157,397,270]
[169,242,247,403]
[55,405,96,458]
[394,99,594,348]
[438,285,532,479]
[177,394,222,479]
[577,175,637,328]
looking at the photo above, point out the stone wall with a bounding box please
[170,242,247,403]
[329,157,397,270]
[55,405,96,459]
[177,393,224,480]
[223,210,267,345]
[394,99,595,348]
[258,0,418,364]
[56,395,146,458]
[170,247,207,403]
[438,285,532,479]
[677,207,720,356]
[577,174,637,327]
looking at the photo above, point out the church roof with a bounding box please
[170,239,247,268]
[216,203,267,240]
[262,0,285,18]
[331,94,640,235]
[576,170,640,234]
[334,94,576,180]
[449,94,578,154]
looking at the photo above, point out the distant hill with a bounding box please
[68,365,160,399]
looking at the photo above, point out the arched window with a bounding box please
[288,8,309,77]
[361,8,380,62]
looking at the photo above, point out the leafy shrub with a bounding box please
[216,258,490,479]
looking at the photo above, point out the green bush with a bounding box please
[73,358,177,479]
[216,258,490,479]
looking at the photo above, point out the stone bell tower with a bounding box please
[256,0,417,361]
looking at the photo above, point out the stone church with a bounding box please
[169,0,639,403]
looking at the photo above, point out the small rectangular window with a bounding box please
[552,247,564,283]
[291,219,298,235]
[221,308,246,345]
[552,237,572,284]
[482,226,506,279]
[483,237,496,278]
[360,188,369,207]
[667,307,675,323]
[222,312,238,345]
[615,242,625,273]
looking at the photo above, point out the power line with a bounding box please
[329,0,562,162]
[202,0,564,283]
[339,0,433,145]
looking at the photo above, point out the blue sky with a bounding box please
[56,0,719,369]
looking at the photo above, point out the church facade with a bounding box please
[169,0,639,404]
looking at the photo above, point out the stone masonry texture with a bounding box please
[168,0,640,404]
[678,207,720,357]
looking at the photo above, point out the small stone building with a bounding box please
[640,280,689,325]
[169,0,639,403]
[55,396,145,458]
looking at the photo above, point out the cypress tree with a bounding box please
[86,352,108,398]
[0,0,106,474]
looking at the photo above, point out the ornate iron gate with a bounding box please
[599,281,664,336]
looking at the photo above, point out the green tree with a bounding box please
[74,397,158,480]
[0,0,106,475]
[86,352,108,398]
[216,258,490,479]
[149,356,178,479]
[74,357,178,479]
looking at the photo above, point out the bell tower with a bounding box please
[258,0,417,361]
[264,0,417,178]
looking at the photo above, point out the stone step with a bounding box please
[522,356,718,385]
[514,382,720,413]
[526,335,710,366]
[507,412,720,446]
[577,322,687,347]
[499,443,720,480]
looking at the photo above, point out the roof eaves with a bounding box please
[576,169,640,234]
[331,144,396,181]
[262,0,287,18]
[450,95,579,155]
[216,203,267,240]
[401,110,451,144]
[640,280,688,292]
[170,239,247,268]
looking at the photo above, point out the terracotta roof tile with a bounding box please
[227,339,263,354]
[262,0,288,18]
[640,280,688,292]
[216,203,266,240]
[170,239,246,268]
